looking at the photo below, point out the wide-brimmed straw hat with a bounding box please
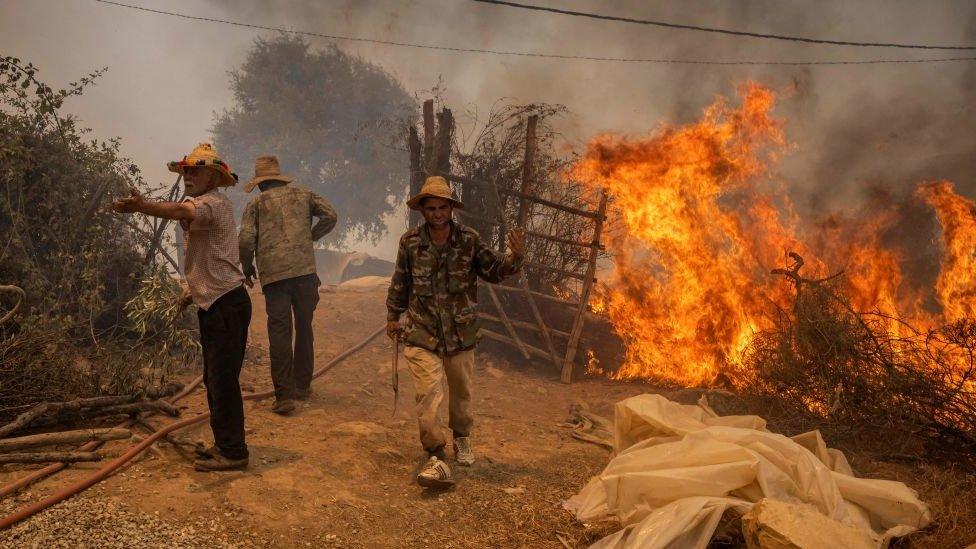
[244,155,294,193]
[167,143,238,187]
[407,176,464,210]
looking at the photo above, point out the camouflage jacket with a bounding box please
[387,221,523,355]
[238,184,337,287]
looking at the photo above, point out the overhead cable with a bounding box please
[472,0,976,51]
[93,0,976,66]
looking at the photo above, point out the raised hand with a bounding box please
[507,229,526,260]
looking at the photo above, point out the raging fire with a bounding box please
[573,83,976,386]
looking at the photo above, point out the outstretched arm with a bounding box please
[112,188,196,221]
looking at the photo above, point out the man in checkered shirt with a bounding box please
[113,143,251,472]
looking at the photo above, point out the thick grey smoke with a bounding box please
[4,0,975,260]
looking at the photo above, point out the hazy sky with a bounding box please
[4,0,975,258]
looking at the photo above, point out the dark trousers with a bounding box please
[264,273,320,400]
[197,286,251,460]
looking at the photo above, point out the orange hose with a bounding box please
[0,375,206,500]
[0,325,385,530]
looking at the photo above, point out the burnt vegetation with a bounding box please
[741,253,976,465]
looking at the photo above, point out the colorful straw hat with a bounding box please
[407,176,464,210]
[167,143,238,187]
[244,155,294,193]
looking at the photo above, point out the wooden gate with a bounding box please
[408,101,607,383]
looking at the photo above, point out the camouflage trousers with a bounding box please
[402,345,475,456]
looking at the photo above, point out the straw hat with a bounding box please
[407,176,464,210]
[167,143,238,187]
[244,155,294,193]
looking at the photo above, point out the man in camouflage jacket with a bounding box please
[239,156,337,414]
[387,176,524,488]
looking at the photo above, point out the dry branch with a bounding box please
[0,428,131,452]
[0,451,102,464]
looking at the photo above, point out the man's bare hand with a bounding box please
[507,229,526,260]
[386,320,402,340]
[111,187,146,214]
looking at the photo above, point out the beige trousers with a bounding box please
[402,345,475,454]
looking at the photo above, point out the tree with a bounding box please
[212,35,415,245]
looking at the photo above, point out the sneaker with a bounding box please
[453,437,475,466]
[271,399,296,415]
[194,454,249,472]
[417,456,455,489]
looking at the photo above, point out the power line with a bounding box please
[92,0,976,66]
[472,0,976,51]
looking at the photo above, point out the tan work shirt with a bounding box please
[181,189,244,310]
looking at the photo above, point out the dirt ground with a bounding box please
[0,284,643,548]
[0,283,972,548]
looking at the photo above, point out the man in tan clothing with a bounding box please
[239,156,337,414]
[387,176,524,488]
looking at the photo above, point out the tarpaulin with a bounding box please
[564,394,931,548]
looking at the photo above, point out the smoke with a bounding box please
[4,0,975,260]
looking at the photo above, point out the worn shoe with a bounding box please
[294,387,313,401]
[271,399,296,415]
[194,443,219,459]
[453,437,475,466]
[194,454,249,472]
[417,456,455,489]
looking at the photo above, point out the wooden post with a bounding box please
[422,99,435,172]
[517,115,538,228]
[434,108,453,176]
[408,125,423,227]
[561,189,608,384]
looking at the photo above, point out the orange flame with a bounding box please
[574,83,976,386]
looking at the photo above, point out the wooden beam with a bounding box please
[479,328,552,362]
[408,125,423,227]
[0,428,132,452]
[485,285,531,360]
[561,189,608,384]
[0,452,102,464]
[518,115,538,227]
[489,282,577,307]
[442,173,601,220]
[523,260,588,281]
[422,99,435,171]
[435,108,453,175]
[480,313,570,339]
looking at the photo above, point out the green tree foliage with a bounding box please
[212,35,415,245]
[0,56,143,326]
[0,57,196,410]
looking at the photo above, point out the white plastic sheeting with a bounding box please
[564,394,931,549]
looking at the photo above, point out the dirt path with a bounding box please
[0,284,649,548]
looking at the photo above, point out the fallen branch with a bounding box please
[0,428,131,453]
[0,395,140,439]
[0,452,102,464]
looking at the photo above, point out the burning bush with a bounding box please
[0,57,196,417]
[742,254,976,461]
